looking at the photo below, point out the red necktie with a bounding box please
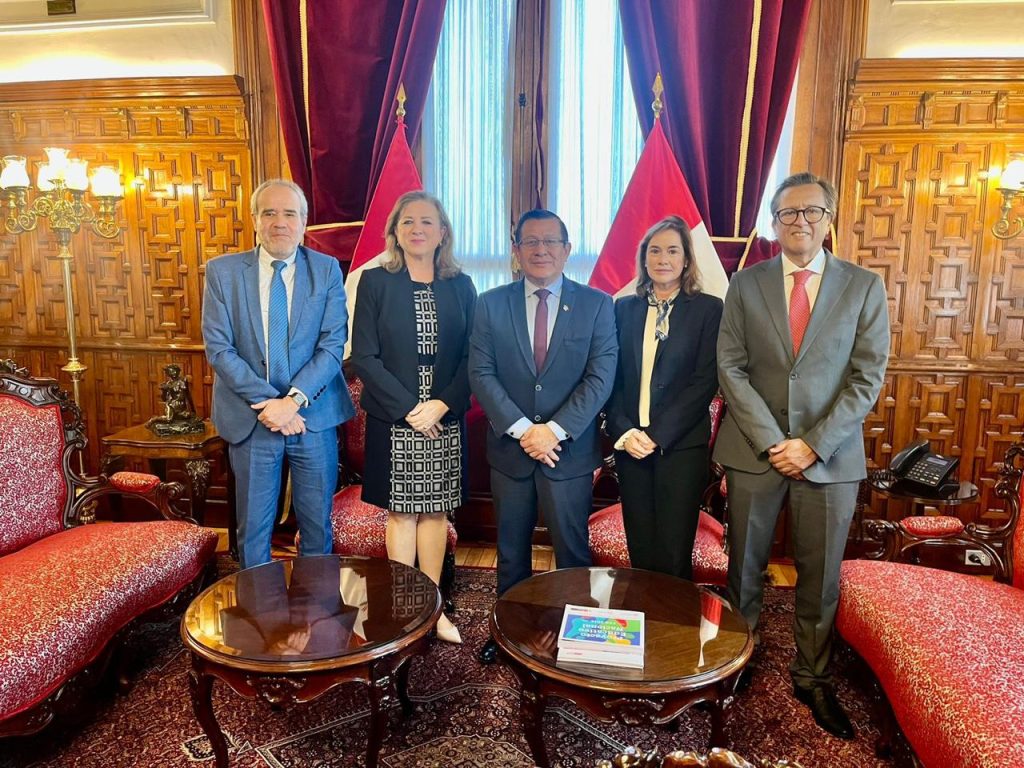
[790,270,812,356]
[533,288,551,372]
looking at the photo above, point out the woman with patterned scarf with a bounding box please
[605,216,723,579]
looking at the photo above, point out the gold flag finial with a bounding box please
[396,82,407,121]
[652,73,664,120]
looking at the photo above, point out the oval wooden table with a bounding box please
[181,555,441,767]
[490,567,753,768]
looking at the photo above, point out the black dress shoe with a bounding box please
[793,684,855,740]
[478,638,499,665]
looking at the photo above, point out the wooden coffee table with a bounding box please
[181,555,440,767]
[490,567,753,768]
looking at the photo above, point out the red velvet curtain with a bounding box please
[261,0,446,261]
[619,0,810,273]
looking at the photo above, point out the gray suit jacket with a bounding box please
[469,277,617,480]
[713,251,889,483]
[202,246,355,445]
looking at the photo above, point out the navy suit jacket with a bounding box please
[469,277,617,480]
[202,245,355,445]
[606,291,723,453]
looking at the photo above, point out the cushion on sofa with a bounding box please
[837,559,1024,768]
[899,514,964,537]
[327,484,457,559]
[0,395,67,556]
[0,521,218,719]
[588,503,728,585]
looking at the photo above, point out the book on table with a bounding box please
[556,604,645,668]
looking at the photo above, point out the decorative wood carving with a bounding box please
[841,60,1024,532]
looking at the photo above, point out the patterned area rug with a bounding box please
[2,562,893,767]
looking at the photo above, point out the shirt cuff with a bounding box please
[547,421,568,442]
[507,417,532,440]
[287,386,309,408]
[614,428,640,451]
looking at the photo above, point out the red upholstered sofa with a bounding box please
[836,441,1024,767]
[0,361,218,737]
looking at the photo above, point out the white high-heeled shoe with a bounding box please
[435,614,462,644]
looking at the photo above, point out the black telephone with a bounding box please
[889,439,959,489]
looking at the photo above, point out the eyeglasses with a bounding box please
[518,238,565,249]
[773,206,830,225]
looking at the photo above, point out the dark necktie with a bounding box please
[533,287,551,372]
[790,270,812,357]
[268,259,290,394]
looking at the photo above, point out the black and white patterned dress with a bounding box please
[363,283,463,515]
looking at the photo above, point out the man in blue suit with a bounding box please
[470,209,618,664]
[202,179,354,569]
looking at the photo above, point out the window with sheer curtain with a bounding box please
[423,0,641,291]
[755,75,798,239]
[548,0,643,284]
[422,0,515,293]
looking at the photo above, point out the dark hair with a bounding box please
[513,209,569,244]
[383,191,461,279]
[634,215,702,297]
[769,172,838,216]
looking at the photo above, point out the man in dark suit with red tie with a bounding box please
[469,209,618,665]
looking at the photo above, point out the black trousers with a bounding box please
[616,443,708,580]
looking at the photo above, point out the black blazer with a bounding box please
[606,291,723,453]
[351,267,477,423]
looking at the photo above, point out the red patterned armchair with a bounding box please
[0,361,218,737]
[588,395,730,586]
[836,440,1024,767]
[321,369,458,609]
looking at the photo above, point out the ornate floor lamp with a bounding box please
[0,148,124,405]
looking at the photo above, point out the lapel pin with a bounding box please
[562,304,569,312]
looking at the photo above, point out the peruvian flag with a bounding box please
[343,116,422,357]
[589,120,728,300]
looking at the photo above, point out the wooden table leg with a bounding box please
[396,656,414,717]
[367,662,397,768]
[709,677,736,749]
[188,666,229,768]
[518,671,549,768]
[185,459,212,526]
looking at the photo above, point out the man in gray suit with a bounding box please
[470,209,617,664]
[202,179,355,570]
[714,172,889,738]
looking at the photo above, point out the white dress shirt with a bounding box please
[506,276,568,442]
[782,248,826,313]
[257,245,306,404]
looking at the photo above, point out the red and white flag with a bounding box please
[344,117,422,357]
[589,120,728,300]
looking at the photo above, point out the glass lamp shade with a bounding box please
[43,147,71,178]
[0,156,30,189]
[37,163,55,192]
[90,166,123,198]
[1000,158,1024,192]
[65,159,89,191]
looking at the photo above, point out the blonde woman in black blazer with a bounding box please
[605,215,722,580]
[351,191,476,644]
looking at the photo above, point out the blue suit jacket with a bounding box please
[469,277,617,480]
[202,245,355,445]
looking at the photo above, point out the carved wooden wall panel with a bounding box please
[0,77,253,475]
[843,60,1024,530]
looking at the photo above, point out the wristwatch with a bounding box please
[287,391,308,408]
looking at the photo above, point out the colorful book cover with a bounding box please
[557,604,645,653]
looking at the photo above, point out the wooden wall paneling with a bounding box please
[0,76,253,478]
[840,60,1024,535]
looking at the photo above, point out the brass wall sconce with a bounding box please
[992,155,1024,240]
[0,148,124,405]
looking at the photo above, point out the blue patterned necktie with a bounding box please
[268,259,290,394]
